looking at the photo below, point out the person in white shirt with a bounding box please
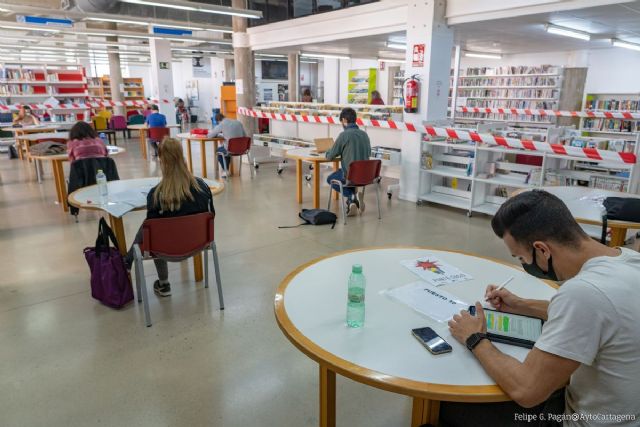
[210,113,246,175]
[443,189,640,427]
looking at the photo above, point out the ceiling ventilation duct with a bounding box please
[67,0,121,13]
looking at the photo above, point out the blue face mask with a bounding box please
[522,247,558,281]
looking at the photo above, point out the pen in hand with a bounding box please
[485,276,514,302]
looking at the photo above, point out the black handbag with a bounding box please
[278,209,337,229]
[600,197,640,244]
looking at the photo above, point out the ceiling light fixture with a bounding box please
[545,24,591,41]
[120,0,262,19]
[386,42,407,50]
[0,24,60,33]
[256,53,287,58]
[86,17,149,26]
[301,52,349,60]
[464,52,502,59]
[171,47,228,54]
[611,38,640,51]
[377,58,405,64]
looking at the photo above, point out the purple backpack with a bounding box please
[84,218,134,309]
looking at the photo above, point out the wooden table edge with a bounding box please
[274,245,558,403]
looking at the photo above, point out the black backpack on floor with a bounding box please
[279,209,337,229]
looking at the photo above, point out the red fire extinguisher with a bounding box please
[404,75,420,113]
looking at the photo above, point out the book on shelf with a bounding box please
[460,65,559,77]
[585,99,640,111]
[582,118,639,134]
[457,88,559,99]
[458,76,559,87]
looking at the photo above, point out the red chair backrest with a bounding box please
[148,127,170,141]
[126,110,139,118]
[140,212,214,257]
[110,115,127,130]
[35,138,67,144]
[227,137,252,155]
[347,159,382,186]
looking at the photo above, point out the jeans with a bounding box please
[125,226,189,283]
[437,388,565,427]
[327,169,355,201]
[148,139,160,158]
[217,146,230,170]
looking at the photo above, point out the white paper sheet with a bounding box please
[383,281,470,322]
[100,188,150,218]
[401,255,473,286]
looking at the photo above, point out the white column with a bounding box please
[149,37,176,125]
[399,0,453,202]
[323,59,339,104]
[288,53,299,102]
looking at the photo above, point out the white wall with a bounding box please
[170,57,226,124]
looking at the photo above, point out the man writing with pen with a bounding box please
[439,190,640,427]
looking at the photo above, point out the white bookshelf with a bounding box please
[580,93,640,143]
[418,128,640,217]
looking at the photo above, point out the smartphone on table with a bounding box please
[412,327,452,355]
[469,306,543,349]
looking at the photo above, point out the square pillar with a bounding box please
[149,38,176,125]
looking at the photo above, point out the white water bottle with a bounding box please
[96,169,108,204]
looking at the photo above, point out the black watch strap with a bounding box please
[466,333,488,351]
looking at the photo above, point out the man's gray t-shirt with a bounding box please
[210,119,246,149]
[535,248,640,426]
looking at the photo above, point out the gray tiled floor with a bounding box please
[0,138,514,427]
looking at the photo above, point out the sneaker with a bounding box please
[153,280,171,297]
[356,191,365,214]
[346,199,359,217]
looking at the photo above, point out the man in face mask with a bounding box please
[440,190,640,427]
[325,107,371,216]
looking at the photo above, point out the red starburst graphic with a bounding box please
[416,260,444,274]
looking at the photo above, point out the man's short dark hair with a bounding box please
[339,107,357,124]
[151,104,159,111]
[215,113,224,122]
[491,190,588,246]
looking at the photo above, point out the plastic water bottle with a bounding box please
[347,264,366,328]
[96,169,108,204]
[99,132,107,145]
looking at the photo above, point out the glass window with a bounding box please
[292,0,313,18]
[316,0,342,13]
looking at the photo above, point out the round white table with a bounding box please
[30,146,124,212]
[68,177,224,282]
[176,132,225,179]
[275,247,557,427]
[540,186,640,246]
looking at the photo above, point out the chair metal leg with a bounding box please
[376,182,382,220]
[211,242,224,310]
[327,183,333,211]
[338,181,346,225]
[134,245,152,326]
[203,248,209,289]
[247,154,255,178]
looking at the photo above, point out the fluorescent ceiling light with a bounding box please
[0,24,60,33]
[464,52,502,59]
[165,37,231,45]
[545,24,591,41]
[86,17,149,26]
[300,61,317,64]
[378,58,404,64]
[120,0,262,19]
[301,53,349,60]
[611,38,640,51]
[257,53,287,58]
[386,42,407,50]
[171,47,227,54]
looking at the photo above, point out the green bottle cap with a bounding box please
[352,264,362,274]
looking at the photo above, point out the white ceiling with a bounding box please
[261,0,640,58]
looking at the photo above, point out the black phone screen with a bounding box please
[412,327,452,354]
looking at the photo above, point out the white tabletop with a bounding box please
[68,177,224,217]
[128,124,181,130]
[176,132,222,140]
[3,122,77,132]
[281,248,556,388]
[286,147,334,161]
[30,145,124,161]
[541,186,640,225]
[21,132,69,141]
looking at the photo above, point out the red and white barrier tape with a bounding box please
[456,106,640,120]
[0,99,172,111]
[238,107,636,165]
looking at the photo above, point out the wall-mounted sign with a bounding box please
[159,62,170,70]
[152,27,193,36]
[192,57,211,78]
[412,44,425,67]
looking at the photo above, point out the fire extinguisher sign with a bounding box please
[412,44,425,67]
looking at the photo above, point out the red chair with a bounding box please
[109,115,128,142]
[132,212,224,327]
[147,127,170,159]
[217,136,254,179]
[327,159,382,225]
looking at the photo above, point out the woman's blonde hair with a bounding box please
[153,137,202,212]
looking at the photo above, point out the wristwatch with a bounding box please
[466,333,488,351]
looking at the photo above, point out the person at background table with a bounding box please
[301,88,313,102]
[67,121,108,162]
[13,106,40,126]
[142,105,153,118]
[210,113,246,176]
[325,107,371,216]
[441,190,640,427]
[370,90,385,105]
[125,138,214,297]
[145,104,167,159]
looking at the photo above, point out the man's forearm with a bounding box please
[472,340,531,403]
[515,299,549,320]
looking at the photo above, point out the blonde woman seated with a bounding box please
[125,137,215,297]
